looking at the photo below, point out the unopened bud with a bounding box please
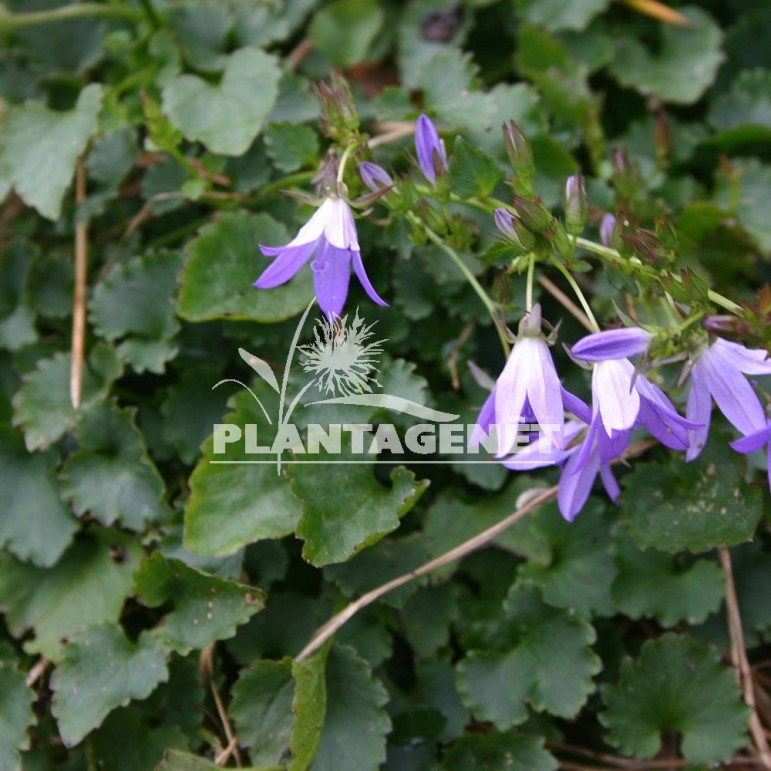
[600,213,616,248]
[314,72,359,142]
[503,121,534,179]
[563,175,587,235]
[511,195,552,234]
[544,222,572,259]
[359,162,393,192]
[621,228,669,265]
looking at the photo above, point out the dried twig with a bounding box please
[538,274,594,332]
[25,657,49,688]
[447,319,476,390]
[70,156,88,409]
[200,644,242,767]
[719,547,771,770]
[367,121,416,149]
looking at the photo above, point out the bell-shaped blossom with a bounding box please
[254,197,388,319]
[686,337,771,460]
[572,327,696,449]
[415,114,448,185]
[359,162,393,192]
[731,420,771,491]
[471,305,566,456]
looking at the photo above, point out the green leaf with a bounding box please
[51,625,169,746]
[184,389,303,556]
[517,501,617,618]
[515,0,609,32]
[0,239,38,352]
[715,158,771,256]
[162,48,280,156]
[310,0,384,68]
[622,440,762,553]
[0,426,77,568]
[439,731,557,771]
[419,51,496,132]
[230,659,295,765]
[600,633,750,763]
[612,528,724,627]
[0,529,141,660]
[12,346,122,451]
[178,211,314,322]
[709,69,771,135]
[60,401,167,531]
[264,122,320,173]
[610,8,724,104]
[310,646,391,771]
[0,84,102,219]
[290,645,329,771]
[89,708,187,771]
[90,250,181,374]
[457,583,600,728]
[448,137,503,199]
[516,24,594,125]
[290,456,429,567]
[0,663,35,771]
[134,553,265,654]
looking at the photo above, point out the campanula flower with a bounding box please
[471,304,566,455]
[686,337,771,460]
[572,327,696,449]
[359,162,393,192]
[254,197,388,319]
[415,114,447,185]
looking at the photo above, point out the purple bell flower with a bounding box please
[600,213,616,248]
[254,197,388,319]
[686,338,771,460]
[572,327,696,450]
[470,304,566,456]
[415,114,448,185]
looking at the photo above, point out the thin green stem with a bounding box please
[525,253,535,311]
[550,259,600,332]
[336,144,356,190]
[0,3,143,28]
[407,212,510,356]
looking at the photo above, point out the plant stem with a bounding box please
[525,253,535,311]
[407,212,510,357]
[0,3,143,28]
[549,259,600,332]
[336,143,356,190]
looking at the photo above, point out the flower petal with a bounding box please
[710,338,771,376]
[311,238,351,319]
[323,198,359,250]
[284,198,334,248]
[254,241,316,288]
[593,359,640,434]
[572,328,653,362]
[730,422,771,454]
[351,251,388,307]
[469,387,496,449]
[599,464,621,502]
[558,444,600,522]
[700,346,767,435]
[686,363,712,461]
[494,343,529,456]
[522,337,565,448]
[562,387,591,424]
[501,419,584,470]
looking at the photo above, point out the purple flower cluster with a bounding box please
[253,111,770,519]
[475,321,771,521]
